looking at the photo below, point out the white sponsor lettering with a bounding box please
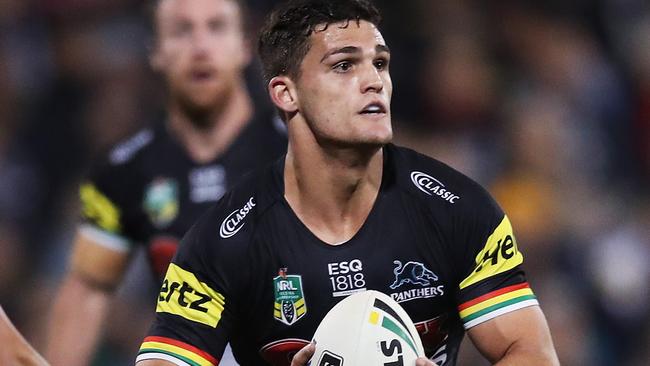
[327,259,366,297]
[219,197,256,238]
[410,171,460,203]
[327,259,363,275]
[390,286,445,303]
[109,129,153,165]
[189,165,226,203]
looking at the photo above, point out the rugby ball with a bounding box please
[310,290,425,365]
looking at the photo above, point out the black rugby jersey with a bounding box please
[79,111,287,280]
[137,144,539,366]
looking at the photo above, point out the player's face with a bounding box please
[152,0,249,114]
[295,20,393,147]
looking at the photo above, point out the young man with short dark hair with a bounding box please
[136,1,558,365]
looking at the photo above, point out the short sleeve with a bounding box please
[136,203,243,365]
[454,188,538,330]
[78,160,135,251]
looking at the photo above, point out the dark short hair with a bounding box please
[257,0,381,83]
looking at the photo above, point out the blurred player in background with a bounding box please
[135,0,558,365]
[45,0,286,364]
[1,306,49,366]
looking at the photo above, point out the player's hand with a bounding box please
[416,357,436,366]
[290,341,315,366]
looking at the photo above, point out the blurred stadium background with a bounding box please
[0,0,649,365]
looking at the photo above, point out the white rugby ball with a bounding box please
[310,290,425,366]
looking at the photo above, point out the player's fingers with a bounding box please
[290,341,315,366]
[415,357,436,366]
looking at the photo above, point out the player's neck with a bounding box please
[284,138,384,245]
[167,82,252,164]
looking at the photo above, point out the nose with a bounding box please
[360,62,383,94]
[191,29,211,59]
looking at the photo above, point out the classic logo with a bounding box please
[389,261,445,303]
[273,268,307,326]
[219,197,256,238]
[410,171,460,203]
[143,178,179,228]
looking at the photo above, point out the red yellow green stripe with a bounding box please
[458,283,537,324]
[138,336,217,366]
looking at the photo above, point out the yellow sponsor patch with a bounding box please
[157,263,225,328]
[459,216,523,289]
[80,183,121,233]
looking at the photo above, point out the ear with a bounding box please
[268,76,298,114]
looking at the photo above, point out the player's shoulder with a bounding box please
[188,158,284,249]
[387,144,499,213]
[106,125,158,166]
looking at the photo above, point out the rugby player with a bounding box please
[136,0,559,365]
[45,0,286,365]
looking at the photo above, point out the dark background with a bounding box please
[0,0,649,365]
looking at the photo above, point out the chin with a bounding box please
[176,90,225,118]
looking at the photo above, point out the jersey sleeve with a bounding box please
[78,159,136,251]
[137,202,246,366]
[453,185,539,330]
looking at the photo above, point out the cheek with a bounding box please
[158,44,189,72]
[384,76,393,97]
[211,35,248,65]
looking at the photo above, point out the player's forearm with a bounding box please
[46,274,113,366]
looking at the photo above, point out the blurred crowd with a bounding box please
[0,0,649,365]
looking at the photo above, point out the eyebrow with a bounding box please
[320,44,391,63]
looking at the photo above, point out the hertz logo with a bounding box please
[156,263,225,327]
[459,216,523,289]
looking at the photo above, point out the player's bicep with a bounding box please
[466,306,555,363]
[136,359,177,366]
[68,228,132,290]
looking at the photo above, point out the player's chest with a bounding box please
[251,221,454,364]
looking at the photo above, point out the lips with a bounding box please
[189,69,216,82]
[359,101,387,115]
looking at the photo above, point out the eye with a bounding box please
[208,18,227,33]
[171,21,192,38]
[333,61,353,73]
[374,58,389,71]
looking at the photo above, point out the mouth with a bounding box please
[359,101,387,116]
[189,69,216,82]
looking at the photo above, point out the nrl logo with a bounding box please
[143,178,179,229]
[273,268,307,326]
[219,197,255,238]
